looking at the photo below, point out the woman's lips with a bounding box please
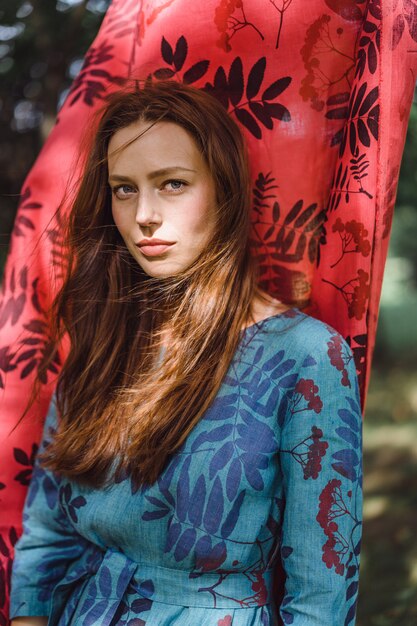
[136,243,175,257]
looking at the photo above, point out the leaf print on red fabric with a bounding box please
[335,81,379,158]
[392,0,417,49]
[327,150,374,210]
[322,268,370,320]
[153,35,210,85]
[214,0,264,52]
[0,346,17,390]
[13,444,38,487]
[0,267,28,331]
[267,0,295,49]
[11,187,42,242]
[204,58,292,139]
[0,527,18,618]
[67,42,124,108]
[300,14,356,112]
[146,0,177,26]
[325,0,365,22]
[255,196,326,265]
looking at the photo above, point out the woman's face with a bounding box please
[108,119,218,278]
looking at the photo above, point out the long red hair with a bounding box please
[36,80,286,488]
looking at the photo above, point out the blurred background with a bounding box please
[0,2,416,624]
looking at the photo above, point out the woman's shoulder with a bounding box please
[242,306,358,389]
[248,306,353,360]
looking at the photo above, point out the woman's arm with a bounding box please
[9,394,90,621]
[278,328,363,625]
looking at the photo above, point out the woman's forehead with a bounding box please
[107,120,206,172]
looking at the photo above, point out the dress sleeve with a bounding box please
[10,393,90,619]
[278,328,363,626]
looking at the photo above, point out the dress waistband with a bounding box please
[49,547,275,625]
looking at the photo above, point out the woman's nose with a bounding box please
[135,192,161,227]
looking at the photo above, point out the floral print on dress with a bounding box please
[11,311,362,625]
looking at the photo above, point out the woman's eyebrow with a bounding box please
[108,167,197,183]
[148,167,197,180]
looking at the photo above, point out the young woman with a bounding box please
[10,81,363,626]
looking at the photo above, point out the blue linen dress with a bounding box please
[10,308,363,626]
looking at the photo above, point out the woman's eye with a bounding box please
[112,184,136,199]
[163,179,187,192]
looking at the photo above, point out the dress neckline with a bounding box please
[240,306,301,334]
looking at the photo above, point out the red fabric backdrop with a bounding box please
[1,0,416,621]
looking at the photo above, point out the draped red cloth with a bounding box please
[1,0,416,621]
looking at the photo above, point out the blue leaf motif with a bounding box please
[203,476,224,534]
[226,457,242,501]
[117,561,135,597]
[191,424,234,452]
[174,527,197,561]
[158,454,181,493]
[248,377,271,400]
[204,394,238,421]
[278,373,298,388]
[281,545,293,558]
[332,462,357,482]
[130,597,152,614]
[262,350,284,371]
[209,441,234,479]
[240,365,253,380]
[220,489,245,538]
[104,601,124,624]
[138,579,154,598]
[188,475,206,526]
[270,359,296,380]
[164,520,182,553]
[345,395,361,414]
[84,600,108,625]
[142,508,169,521]
[98,565,112,596]
[344,601,357,626]
[145,495,168,509]
[43,474,59,510]
[195,534,212,562]
[282,609,294,624]
[243,461,264,491]
[254,345,264,364]
[176,456,191,522]
[61,483,71,504]
[195,539,227,572]
[338,408,360,432]
[71,496,86,509]
[250,369,262,387]
[332,449,359,466]
[240,452,268,470]
[301,354,317,367]
[236,415,276,453]
[336,427,359,448]
[157,486,175,507]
